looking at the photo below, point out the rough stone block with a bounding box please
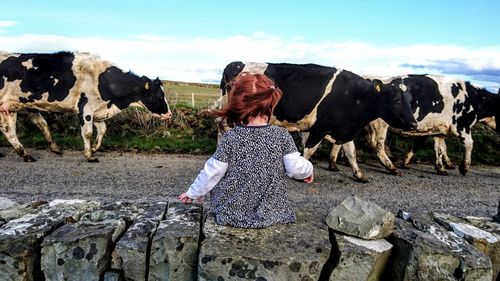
[198,212,331,281]
[149,202,202,281]
[40,202,142,281]
[330,235,392,281]
[0,199,99,281]
[41,222,118,281]
[387,214,493,281]
[433,213,500,281]
[326,196,394,240]
[115,202,167,281]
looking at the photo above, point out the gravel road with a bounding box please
[1,148,499,222]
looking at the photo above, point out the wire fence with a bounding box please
[168,92,220,109]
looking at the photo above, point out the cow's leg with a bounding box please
[302,132,318,164]
[433,136,448,175]
[27,112,62,155]
[402,137,425,169]
[0,112,35,162]
[438,137,455,170]
[303,129,326,161]
[92,121,106,153]
[80,117,98,162]
[366,121,399,175]
[328,144,342,171]
[459,134,473,176]
[342,141,368,183]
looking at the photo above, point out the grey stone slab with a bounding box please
[149,202,202,281]
[330,235,392,281]
[326,196,395,240]
[198,212,331,281]
[115,202,167,281]
[387,214,492,281]
[0,199,100,281]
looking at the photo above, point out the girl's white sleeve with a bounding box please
[186,156,228,200]
[283,152,313,180]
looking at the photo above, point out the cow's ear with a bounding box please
[144,82,150,90]
[372,80,383,93]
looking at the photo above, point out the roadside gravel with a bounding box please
[1,148,498,222]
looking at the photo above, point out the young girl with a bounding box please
[178,72,313,228]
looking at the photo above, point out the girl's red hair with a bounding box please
[215,72,282,124]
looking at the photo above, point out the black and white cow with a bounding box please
[328,75,500,176]
[0,51,171,162]
[220,62,417,182]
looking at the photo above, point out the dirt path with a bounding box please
[1,148,499,222]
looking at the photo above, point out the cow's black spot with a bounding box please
[73,246,85,260]
[266,63,338,123]
[405,75,444,121]
[78,93,88,126]
[0,52,76,103]
[451,83,462,98]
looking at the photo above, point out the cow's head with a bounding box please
[138,77,172,120]
[374,79,418,131]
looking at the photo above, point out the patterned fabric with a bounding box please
[211,124,298,228]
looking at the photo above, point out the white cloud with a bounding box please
[0,20,17,33]
[0,21,16,27]
[1,32,499,90]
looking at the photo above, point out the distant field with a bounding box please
[162,80,220,109]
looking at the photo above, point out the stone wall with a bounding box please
[0,197,498,281]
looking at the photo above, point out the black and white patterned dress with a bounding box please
[210,124,300,228]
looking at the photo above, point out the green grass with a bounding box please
[2,130,216,154]
[163,80,220,109]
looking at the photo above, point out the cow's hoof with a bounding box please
[388,169,401,176]
[444,163,456,170]
[87,157,99,163]
[328,164,340,172]
[436,170,449,176]
[354,176,369,183]
[50,146,63,155]
[23,155,36,162]
[459,163,467,176]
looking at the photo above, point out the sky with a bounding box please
[1,0,499,92]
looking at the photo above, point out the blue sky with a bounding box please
[1,0,500,91]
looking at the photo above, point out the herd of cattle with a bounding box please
[0,51,499,182]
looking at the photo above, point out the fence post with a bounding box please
[191,93,195,107]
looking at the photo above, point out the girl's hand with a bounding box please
[178,193,193,204]
[178,193,203,204]
[303,173,314,183]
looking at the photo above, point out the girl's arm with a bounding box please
[178,156,228,202]
[283,152,313,181]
